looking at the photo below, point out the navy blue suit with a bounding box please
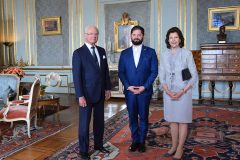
[118,45,158,143]
[72,44,111,153]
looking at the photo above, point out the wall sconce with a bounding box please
[3,41,14,66]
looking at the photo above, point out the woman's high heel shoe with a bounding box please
[172,150,183,160]
[163,151,176,157]
[172,153,183,160]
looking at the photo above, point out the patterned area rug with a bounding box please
[48,104,240,160]
[47,108,129,160]
[0,120,70,159]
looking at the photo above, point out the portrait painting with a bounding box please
[114,12,138,52]
[41,16,61,35]
[117,25,133,50]
[208,6,239,31]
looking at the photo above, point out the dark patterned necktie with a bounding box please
[91,46,99,66]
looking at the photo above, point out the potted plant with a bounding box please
[40,85,47,96]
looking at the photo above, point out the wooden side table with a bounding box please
[38,95,60,121]
[199,74,240,105]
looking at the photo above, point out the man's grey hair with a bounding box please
[85,25,99,34]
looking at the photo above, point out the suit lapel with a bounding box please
[96,46,103,71]
[129,47,137,69]
[136,45,146,69]
[83,44,100,71]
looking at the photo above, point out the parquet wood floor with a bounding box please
[4,94,126,160]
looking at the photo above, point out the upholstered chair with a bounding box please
[0,74,20,108]
[0,78,40,138]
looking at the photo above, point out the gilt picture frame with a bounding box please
[208,6,240,31]
[41,16,61,35]
[114,13,138,52]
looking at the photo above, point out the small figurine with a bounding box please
[217,25,227,42]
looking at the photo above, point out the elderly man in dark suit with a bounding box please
[118,26,158,152]
[72,25,111,160]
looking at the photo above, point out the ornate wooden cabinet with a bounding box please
[201,43,240,75]
[199,43,240,104]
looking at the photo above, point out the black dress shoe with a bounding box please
[94,147,110,153]
[80,152,90,160]
[128,143,139,152]
[138,143,146,152]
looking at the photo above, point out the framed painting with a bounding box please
[41,16,61,35]
[208,6,240,31]
[114,12,138,52]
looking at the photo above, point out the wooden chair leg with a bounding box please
[27,120,31,138]
[34,114,39,129]
[43,106,46,116]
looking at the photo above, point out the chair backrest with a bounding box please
[27,79,40,117]
[0,74,20,104]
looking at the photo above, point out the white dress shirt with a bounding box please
[85,42,100,67]
[132,44,142,67]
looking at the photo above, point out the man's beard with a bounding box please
[131,38,143,45]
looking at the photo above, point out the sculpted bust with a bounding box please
[217,26,227,41]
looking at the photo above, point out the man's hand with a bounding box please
[79,96,87,107]
[105,90,111,100]
[127,86,139,94]
[127,86,145,94]
[134,86,145,94]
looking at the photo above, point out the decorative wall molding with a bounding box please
[68,0,83,64]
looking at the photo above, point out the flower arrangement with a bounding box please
[46,72,61,87]
[34,72,61,90]
[0,67,25,78]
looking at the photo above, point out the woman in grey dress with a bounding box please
[159,27,198,160]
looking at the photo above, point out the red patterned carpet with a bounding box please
[48,104,240,160]
[0,120,70,159]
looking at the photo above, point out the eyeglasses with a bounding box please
[85,33,99,36]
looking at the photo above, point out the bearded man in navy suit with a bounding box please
[72,25,111,160]
[118,25,158,152]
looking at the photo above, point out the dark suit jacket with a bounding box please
[72,44,111,103]
[118,45,158,95]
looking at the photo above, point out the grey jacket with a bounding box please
[159,48,198,91]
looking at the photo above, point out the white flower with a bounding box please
[45,72,61,87]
